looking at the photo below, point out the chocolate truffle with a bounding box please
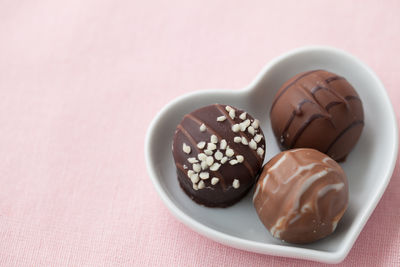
[270,70,364,162]
[172,104,266,207]
[253,148,348,244]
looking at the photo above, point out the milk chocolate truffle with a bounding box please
[270,70,364,161]
[253,148,348,244]
[172,104,266,207]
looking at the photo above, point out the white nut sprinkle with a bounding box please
[198,180,205,189]
[234,136,242,143]
[206,156,214,166]
[221,157,228,164]
[231,124,240,132]
[214,150,223,160]
[225,105,233,112]
[226,148,234,157]
[236,155,244,163]
[183,143,191,154]
[207,143,217,151]
[229,109,235,120]
[187,170,195,178]
[193,163,201,172]
[240,123,247,132]
[210,135,218,143]
[198,153,207,161]
[248,126,255,135]
[183,164,188,169]
[254,134,263,143]
[249,139,257,150]
[239,112,247,120]
[201,161,208,170]
[193,183,198,190]
[229,159,238,165]
[204,149,213,156]
[188,157,198,163]
[241,137,248,145]
[240,119,251,132]
[257,147,264,157]
[211,177,219,185]
[190,173,199,183]
[197,141,206,149]
[217,115,226,122]
[199,172,209,179]
[210,163,221,171]
[199,123,207,132]
[252,119,260,129]
[220,139,227,150]
[233,179,240,189]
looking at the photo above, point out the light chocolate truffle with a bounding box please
[270,70,364,162]
[253,148,348,244]
[172,104,266,207]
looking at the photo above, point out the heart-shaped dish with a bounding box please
[145,46,398,263]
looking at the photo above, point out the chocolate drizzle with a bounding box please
[270,70,321,111]
[325,120,364,154]
[325,76,345,83]
[177,124,200,153]
[280,99,315,145]
[311,85,349,110]
[289,113,328,148]
[325,101,342,111]
[345,95,361,101]
[270,70,364,161]
[289,94,362,148]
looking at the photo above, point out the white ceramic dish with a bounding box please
[145,46,398,264]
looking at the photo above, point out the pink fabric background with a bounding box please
[0,0,399,266]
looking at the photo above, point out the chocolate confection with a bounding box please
[270,70,364,161]
[172,104,266,207]
[253,148,348,244]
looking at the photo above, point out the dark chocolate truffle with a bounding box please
[172,104,266,207]
[270,70,364,162]
[253,148,348,244]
